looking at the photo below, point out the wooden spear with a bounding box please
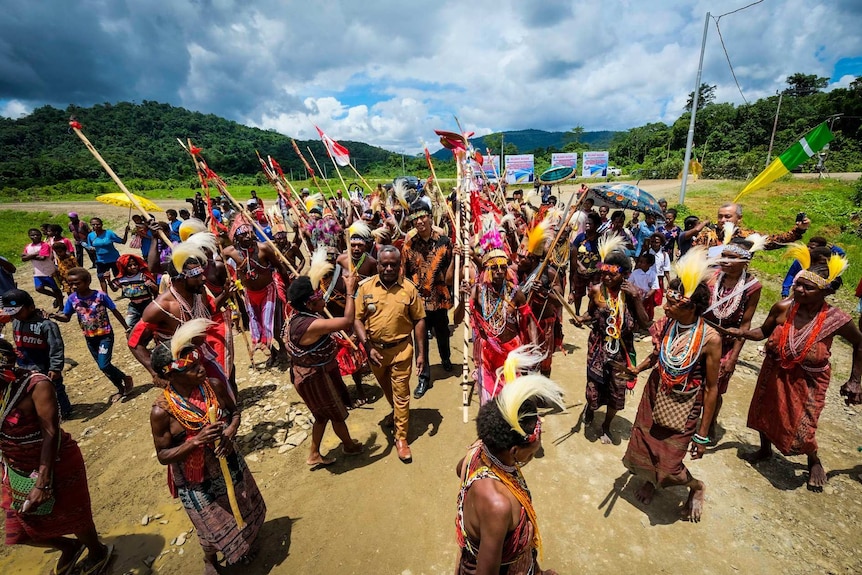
[307,146,336,197]
[69,119,172,246]
[207,406,246,530]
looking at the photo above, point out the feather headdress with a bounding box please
[495,374,564,437]
[525,218,553,255]
[499,213,516,229]
[170,318,215,359]
[745,233,768,255]
[371,227,391,241]
[171,242,208,275]
[268,206,287,234]
[784,242,811,270]
[183,231,218,256]
[347,220,372,240]
[597,234,625,262]
[304,193,323,212]
[308,246,333,289]
[178,218,208,242]
[827,253,849,282]
[370,194,382,214]
[721,222,737,245]
[786,241,848,290]
[394,181,410,210]
[672,246,714,298]
[501,344,547,386]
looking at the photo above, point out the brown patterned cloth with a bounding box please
[692,225,804,250]
[402,229,453,311]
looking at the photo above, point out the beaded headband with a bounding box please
[523,416,542,443]
[597,262,622,273]
[232,224,253,238]
[721,244,752,260]
[173,264,205,280]
[406,209,430,221]
[482,248,509,266]
[793,269,831,290]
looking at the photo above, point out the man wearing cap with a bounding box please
[67,212,95,268]
[402,198,455,399]
[353,246,426,462]
[1,288,72,418]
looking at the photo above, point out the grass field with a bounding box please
[0,211,75,267]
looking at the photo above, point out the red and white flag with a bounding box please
[315,126,351,167]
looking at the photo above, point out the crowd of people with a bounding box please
[1,178,861,574]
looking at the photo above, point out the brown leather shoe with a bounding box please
[395,439,412,462]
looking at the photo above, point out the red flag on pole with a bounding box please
[315,126,351,167]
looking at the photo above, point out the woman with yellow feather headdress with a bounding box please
[575,233,650,445]
[620,246,722,522]
[149,318,267,571]
[455,374,563,574]
[729,242,862,492]
[702,233,765,438]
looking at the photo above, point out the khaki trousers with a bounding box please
[370,339,413,441]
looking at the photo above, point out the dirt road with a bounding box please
[1,194,862,574]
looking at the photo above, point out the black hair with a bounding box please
[729,237,754,251]
[67,266,91,283]
[665,208,678,218]
[604,251,632,273]
[639,252,656,267]
[28,227,41,235]
[50,224,64,235]
[151,342,174,377]
[476,399,539,452]
[649,232,666,243]
[808,236,828,247]
[683,215,699,230]
[808,262,843,292]
[586,212,602,228]
[179,209,191,219]
[287,276,314,310]
[166,209,178,217]
[809,247,831,265]
[90,217,103,225]
[0,338,15,365]
[611,210,625,222]
[668,277,710,315]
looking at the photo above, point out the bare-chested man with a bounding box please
[128,246,233,390]
[222,222,290,364]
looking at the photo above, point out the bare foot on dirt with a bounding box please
[807,461,827,492]
[683,481,705,522]
[343,440,364,456]
[742,447,772,464]
[306,453,336,466]
[635,481,655,505]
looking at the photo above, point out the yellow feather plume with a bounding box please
[598,234,625,262]
[308,246,333,289]
[347,220,372,240]
[495,375,565,437]
[784,242,811,271]
[183,232,218,256]
[722,222,736,245]
[178,218,208,242]
[371,227,390,241]
[171,243,208,274]
[672,246,714,298]
[394,181,410,209]
[371,194,382,214]
[827,253,849,282]
[501,344,546,385]
[526,218,552,255]
[170,318,215,359]
[304,193,323,212]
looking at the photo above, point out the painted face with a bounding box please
[377,251,400,284]
[488,262,507,286]
[235,231,256,249]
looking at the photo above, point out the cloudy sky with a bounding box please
[1,0,860,153]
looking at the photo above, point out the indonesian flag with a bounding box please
[734,122,834,202]
[315,125,351,167]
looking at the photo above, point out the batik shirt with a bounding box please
[402,229,453,311]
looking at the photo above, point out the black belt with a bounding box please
[370,336,410,349]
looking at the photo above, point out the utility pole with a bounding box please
[679,12,710,205]
[765,92,783,167]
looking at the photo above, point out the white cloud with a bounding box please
[0,99,32,119]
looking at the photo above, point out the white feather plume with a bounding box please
[495,375,565,437]
[183,232,218,256]
[722,222,737,245]
[308,246,333,289]
[170,318,215,359]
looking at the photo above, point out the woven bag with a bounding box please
[652,386,698,433]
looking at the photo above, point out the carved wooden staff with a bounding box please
[207,406,246,530]
[457,152,474,423]
[69,119,172,246]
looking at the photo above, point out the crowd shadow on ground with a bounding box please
[223,515,295,574]
[94,533,165,575]
[553,404,633,447]
[599,471,692,526]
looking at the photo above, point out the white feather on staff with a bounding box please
[171,318,216,359]
[394,181,410,210]
[308,246,333,289]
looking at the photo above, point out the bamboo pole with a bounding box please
[307,147,336,196]
[70,120,172,246]
[207,406,246,530]
[423,143,459,234]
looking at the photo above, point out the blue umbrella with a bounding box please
[588,183,663,216]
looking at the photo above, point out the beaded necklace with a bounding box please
[658,319,707,391]
[778,302,827,369]
[710,269,747,322]
[163,381,218,431]
[603,286,625,355]
[352,252,368,271]
[170,286,210,321]
[480,283,509,337]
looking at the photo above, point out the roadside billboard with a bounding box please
[582,151,610,177]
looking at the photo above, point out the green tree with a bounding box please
[783,73,829,97]
[685,84,717,112]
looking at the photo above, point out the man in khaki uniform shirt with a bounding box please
[354,246,426,462]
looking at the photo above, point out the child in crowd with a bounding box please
[646,232,671,303]
[110,254,158,330]
[51,267,133,404]
[52,241,80,295]
[629,253,659,321]
[22,228,64,309]
[658,208,681,260]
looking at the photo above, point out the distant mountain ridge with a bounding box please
[431,128,620,159]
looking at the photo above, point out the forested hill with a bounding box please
[0,101,396,189]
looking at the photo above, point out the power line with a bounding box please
[711,0,766,106]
